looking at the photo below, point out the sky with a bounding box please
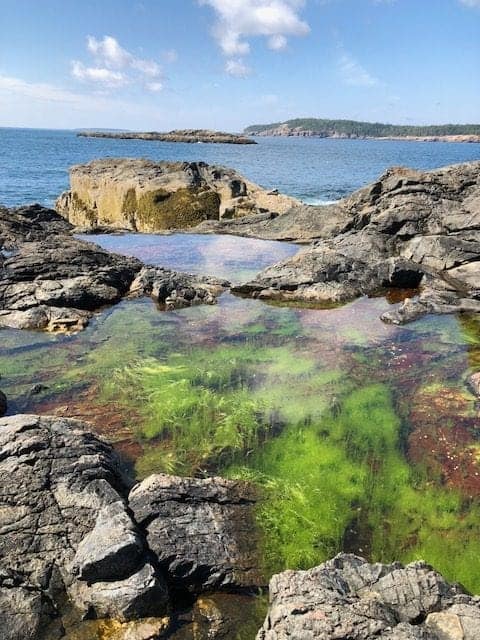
[0,0,479,130]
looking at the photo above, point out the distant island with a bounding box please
[77,129,257,145]
[244,118,480,143]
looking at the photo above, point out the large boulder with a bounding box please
[0,414,168,639]
[55,159,298,232]
[129,474,263,593]
[232,161,480,323]
[257,554,480,640]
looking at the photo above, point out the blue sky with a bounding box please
[0,0,479,130]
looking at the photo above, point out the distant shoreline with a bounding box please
[245,118,480,143]
[249,132,480,144]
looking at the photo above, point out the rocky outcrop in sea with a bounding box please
[0,204,228,331]
[77,129,257,145]
[56,159,298,232]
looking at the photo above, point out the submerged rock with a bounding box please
[129,473,263,593]
[0,390,6,416]
[232,161,480,323]
[257,554,480,640]
[0,204,228,331]
[55,159,298,232]
[468,371,480,397]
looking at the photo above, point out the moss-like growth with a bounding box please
[72,191,97,225]
[122,188,138,227]
[135,187,220,230]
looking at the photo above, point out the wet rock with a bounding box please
[129,266,229,310]
[256,554,480,640]
[129,474,263,593]
[467,372,480,397]
[64,616,170,640]
[0,414,168,638]
[0,390,6,416]
[232,161,480,323]
[56,159,298,232]
[28,383,49,396]
[0,204,229,332]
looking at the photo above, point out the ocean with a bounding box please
[1,127,480,207]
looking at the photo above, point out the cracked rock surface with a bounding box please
[129,473,264,592]
[232,161,480,323]
[0,414,168,640]
[0,414,262,639]
[257,554,480,640]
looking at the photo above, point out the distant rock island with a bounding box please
[77,128,257,145]
[244,118,480,143]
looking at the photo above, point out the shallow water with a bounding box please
[1,232,480,600]
[1,127,480,207]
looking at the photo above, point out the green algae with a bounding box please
[135,187,220,230]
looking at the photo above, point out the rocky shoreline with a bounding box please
[1,413,478,640]
[1,157,480,638]
[55,158,480,325]
[77,129,257,145]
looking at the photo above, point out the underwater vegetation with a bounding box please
[227,383,480,593]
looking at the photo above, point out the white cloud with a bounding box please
[71,61,127,87]
[459,0,480,6]
[225,59,252,77]
[200,0,309,77]
[86,35,131,68]
[338,52,378,87]
[72,35,162,91]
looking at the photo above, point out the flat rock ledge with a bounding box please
[0,204,228,332]
[257,554,480,640]
[0,414,261,640]
[55,159,298,233]
[230,161,480,324]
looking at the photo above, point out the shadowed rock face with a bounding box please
[230,161,480,323]
[0,414,168,639]
[257,554,480,640]
[129,474,264,593]
[56,159,298,232]
[0,204,229,331]
[0,415,262,639]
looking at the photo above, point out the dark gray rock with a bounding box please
[0,204,228,331]
[232,161,480,323]
[129,474,263,593]
[0,390,6,416]
[129,266,229,310]
[256,554,480,640]
[0,414,168,638]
